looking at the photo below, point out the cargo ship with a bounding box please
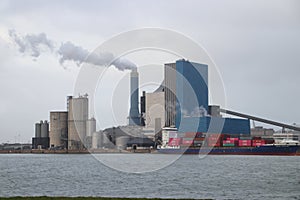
[157,144,300,155]
[157,128,300,155]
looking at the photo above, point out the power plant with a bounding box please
[32,94,98,150]
[29,59,300,154]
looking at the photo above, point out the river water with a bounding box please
[0,154,299,200]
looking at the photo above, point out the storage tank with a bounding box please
[67,95,88,149]
[41,120,49,138]
[49,111,68,148]
[86,118,96,137]
[35,123,41,138]
[116,136,130,150]
[92,132,99,149]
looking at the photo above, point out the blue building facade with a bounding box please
[167,59,250,135]
[175,60,208,128]
[178,117,250,135]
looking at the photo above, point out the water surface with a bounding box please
[0,154,299,200]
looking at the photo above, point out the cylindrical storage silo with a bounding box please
[49,111,68,148]
[35,123,41,138]
[86,118,96,137]
[67,96,88,150]
[41,120,49,138]
[116,136,130,150]
[92,132,99,149]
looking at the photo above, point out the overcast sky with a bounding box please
[0,0,299,143]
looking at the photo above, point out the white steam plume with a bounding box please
[9,29,136,70]
[57,41,89,66]
[8,29,54,57]
[58,41,136,70]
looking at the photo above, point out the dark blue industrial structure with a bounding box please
[171,59,250,135]
[178,117,250,135]
[175,60,208,128]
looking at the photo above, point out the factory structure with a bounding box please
[142,60,250,136]
[32,94,98,150]
[32,120,50,149]
[32,59,300,151]
[103,59,251,150]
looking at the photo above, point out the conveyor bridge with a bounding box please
[220,108,300,132]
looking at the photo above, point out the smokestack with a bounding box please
[128,68,141,125]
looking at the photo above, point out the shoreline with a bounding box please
[0,197,210,200]
[0,149,154,154]
[0,149,299,156]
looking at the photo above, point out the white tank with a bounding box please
[116,136,130,150]
[67,95,89,149]
[92,131,104,149]
[86,118,96,137]
[92,132,99,149]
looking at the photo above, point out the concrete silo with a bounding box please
[41,120,49,138]
[86,118,96,137]
[49,111,68,148]
[67,95,88,150]
[92,131,105,149]
[92,132,98,149]
[35,123,41,138]
[32,120,49,149]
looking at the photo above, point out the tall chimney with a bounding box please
[128,68,141,125]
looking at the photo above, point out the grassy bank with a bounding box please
[0,198,210,200]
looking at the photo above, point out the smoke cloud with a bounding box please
[58,41,136,70]
[8,29,54,57]
[9,29,136,70]
[57,41,89,66]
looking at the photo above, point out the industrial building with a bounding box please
[49,111,68,149]
[165,60,209,128]
[144,86,165,135]
[144,59,250,136]
[67,95,89,149]
[32,120,49,149]
[32,59,250,151]
[113,59,250,150]
[178,116,250,134]
[32,94,98,150]
[91,131,104,149]
[85,117,96,149]
[128,68,141,126]
[31,59,300,152]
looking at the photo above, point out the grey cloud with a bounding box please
[57,41,136,71]
[8,29,54,57]
[57,41,89,66]
[9,30,136,70]
[58,41,136,70]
